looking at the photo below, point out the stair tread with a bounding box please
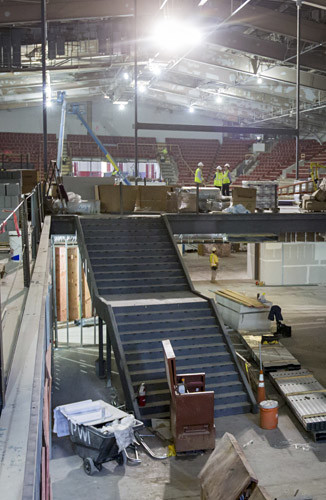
[127,352,230,365]
[129,361,235,375]
[120,325,219,335]
[214,401,251,410]
[118,315,213,326]
[124,343,225,353]
[122,334,222,345]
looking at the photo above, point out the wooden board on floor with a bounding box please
[242,335,301,372]
[199,432,258,500]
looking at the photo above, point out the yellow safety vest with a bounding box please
[223,170,231,184]
[214,171,223,187]
[195,168,203,183]
[210,253,219,268]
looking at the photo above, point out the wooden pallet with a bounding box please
[242,335,301,372]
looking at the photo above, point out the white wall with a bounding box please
[0,98,223,142]
[259,242,326,285]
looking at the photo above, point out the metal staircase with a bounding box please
[157,143,179,184]
[77,215,257,421]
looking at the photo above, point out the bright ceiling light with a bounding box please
[46,100,53,108]
[152,19,202,51]
[257,75,263,84]
[198,0,208,5]
[216,94,223,104]
[138,83,147,93]
[113,101,128,105]
[119,104,126,111]
[123,72,129,81]
[150,63,161,76]
[189,106,195,113]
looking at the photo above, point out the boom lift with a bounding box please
[57,92,130,185]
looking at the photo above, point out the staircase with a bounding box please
[157,143,178,185]
[78,216,256,421]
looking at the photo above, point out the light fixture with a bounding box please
[46,100,53,108]
[138,83,147,93]
[152,19,202,51]
[198,0,208,5]
[123,72,129,81]
[216,94,223,104]
[189,106,195,113]
[150,63,161,76]
[113,101,128,105]
[257,75,263,84]
[119,104,126,111]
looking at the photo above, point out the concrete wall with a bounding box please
[259,242,326,285]
[0,98,223,142]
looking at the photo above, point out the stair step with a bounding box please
[120,325,220,337]
[114,301,208,315]
[122,333,223,347]
[127,352,231,370]
[129,361,235,379]
[101,284,189,296]
[97,276,187,285]
[124,343,228,357]
[115,309,209,325]
[214,401,251,417]
[118,316,216,333]
[88,248,176,257]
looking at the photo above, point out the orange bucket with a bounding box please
[259,400,278,430]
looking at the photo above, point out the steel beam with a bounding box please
[167,213,326,236]
[137,122,297,135]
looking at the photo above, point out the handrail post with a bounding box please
[20,198,31,288]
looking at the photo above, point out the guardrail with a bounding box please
[278,179,314,196]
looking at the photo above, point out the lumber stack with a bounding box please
[55,245,92,321]
[215,289,267,309]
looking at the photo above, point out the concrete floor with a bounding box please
[51,249,326,500]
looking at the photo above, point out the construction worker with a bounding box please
[195,162,204,184]
[222,163,231,196]
[214,166,223,190]
[209,247,219,283]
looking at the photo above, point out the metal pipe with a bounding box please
[296,0,302,180]
[41,0,48,176]
[56,91,67,175]
[106,324,111,387]
[93,307,96,345]
[65,238,69,346]
[196,184,199,215]
[134,0,139,183]
[120,181,123,215]
[98,317,105,378]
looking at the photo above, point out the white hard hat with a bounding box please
[224,163,230,168]
[216,166,222,170]
[212,247,217,252]
[198,162,204,167]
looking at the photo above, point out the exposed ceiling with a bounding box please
[1,0,326,134]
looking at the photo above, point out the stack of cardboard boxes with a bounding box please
[231,187,256,213]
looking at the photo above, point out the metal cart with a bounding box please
[69,416,143,475]
[54,400,143,475]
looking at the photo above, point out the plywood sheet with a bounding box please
[55,247,66,321]
[67,247,79,320]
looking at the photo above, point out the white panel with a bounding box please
[315,243,326,261]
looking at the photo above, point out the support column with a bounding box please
[106,324,112,387]
[295,0,301,180]
[41,0,48,176]
[97,317,105,379]
[134,0,138,184]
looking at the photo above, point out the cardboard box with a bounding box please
[95,185,138,213]
[232,186,257,201]
[303,199,326,212]
[178,192,196,213]
[135,186,173,212]
[22,170,40,193]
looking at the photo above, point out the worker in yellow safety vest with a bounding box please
[209,247,219,283]
[222,163,231,196]
[214,166,223,190]
[195,162,204,184]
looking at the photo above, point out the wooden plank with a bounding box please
[215,289,266,308]
[82,270,92,319]
[55,247,66,321]
[67,247,79,320]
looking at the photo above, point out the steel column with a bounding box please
[296,0,302,180]
[134,0,138,183]
[106,324,111,387]
[51,238,58,348]
[98,317,105,378]
[41,0,48,177]
[78,249,83,347]
[65,238,69,346]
